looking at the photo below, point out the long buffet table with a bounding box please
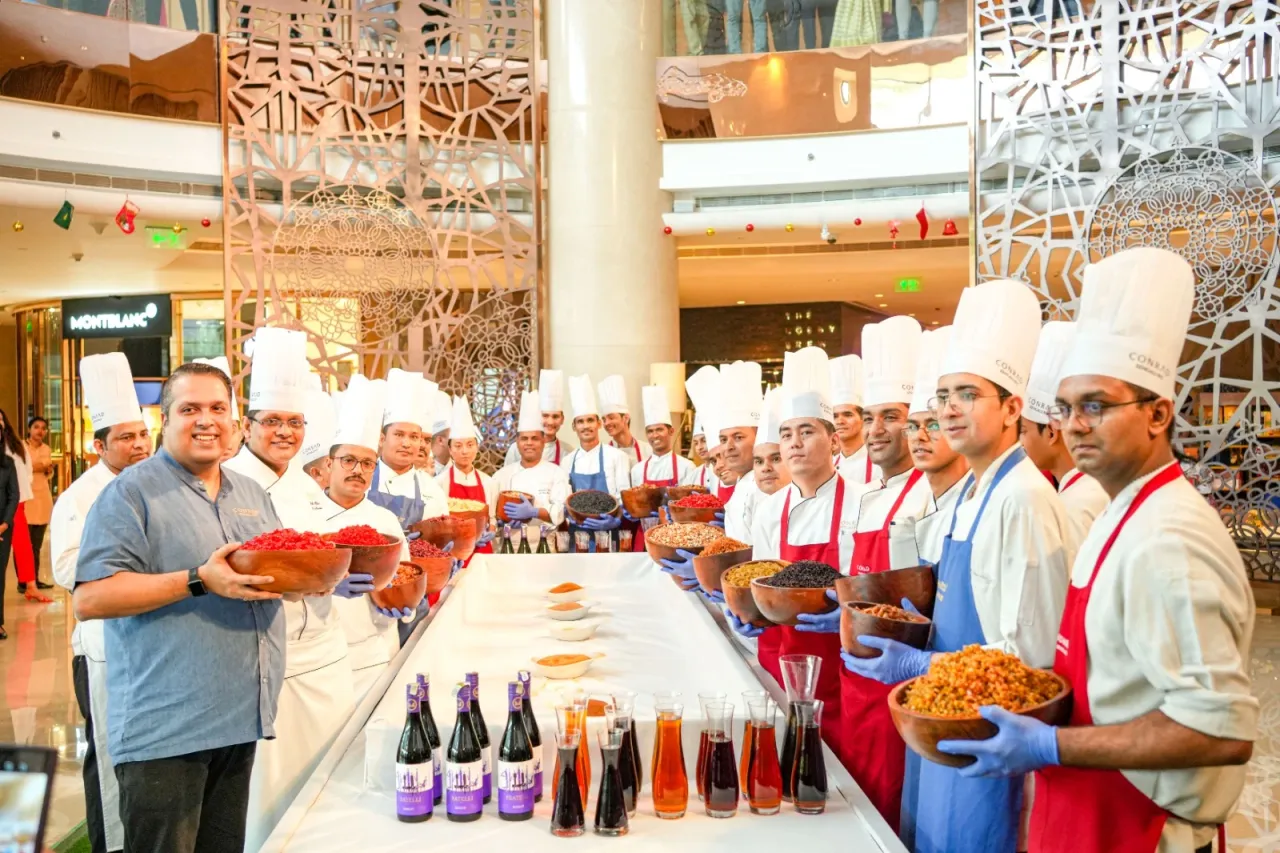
[262,553,906,852]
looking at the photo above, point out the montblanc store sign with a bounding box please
[63,295,173,339]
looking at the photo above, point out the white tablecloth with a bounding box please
[262,553,904,852]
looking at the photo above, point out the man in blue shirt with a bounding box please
[74,362,286,853]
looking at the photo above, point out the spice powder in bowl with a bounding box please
[241,529,335,551]
[904,645,1063,717]
[327,524,388,547]
[857,603,928,624]
[566,490,618,516]
[408,539,450,560]
[670,493,724,509]
[448,497,487,513]
[758,560,843,588]
[646,523,724,549]
[723,560,786,587]
[700,537,749,557]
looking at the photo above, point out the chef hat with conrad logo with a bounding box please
[1060,247,1194,401]
[828,355,864,409]
[568,374,599,421]
[719,361,763,429]
[940,279,1042,398]
[779,346,833,423]
[81,353,142,431]
[516,389,542,434]
[247,326,309,414]
[539,369,566,413]
[862,316,921,407]
[685,365,723,453]
[333,374,388,452]
[1024,321,1078,425]
[641,385,672,428]
[598,375,630,417]
[296,382,337,468]
[910,326,952,414]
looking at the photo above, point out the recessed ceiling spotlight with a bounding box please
[736,300,745,305]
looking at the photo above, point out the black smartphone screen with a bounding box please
[0,745,58,852]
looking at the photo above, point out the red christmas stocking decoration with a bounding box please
[916,205,929,240]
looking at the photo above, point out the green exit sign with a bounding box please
[896,277,921,293]
[147,229,185,249]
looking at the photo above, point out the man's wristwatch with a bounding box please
[187,566,207,597]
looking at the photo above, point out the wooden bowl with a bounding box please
[410,555,453,596]
[691,547,752,593]
[642,523,721,566]
[664,484,709,505]
[722,580,775,628]
[667,503,722,524]
[840,601,932,658]
[620,486,665,519]
[449,507,490,543]
[888,673,1073,768]
[497,490,535,523]
[325,532,402,589]
[370,562,428,612]
[835,565,937,618]
[565,490,620,525]
[750,578,837,627]
[227,547,352,595]
[411,515,478,563]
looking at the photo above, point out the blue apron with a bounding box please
[568,445,610,553]
[367,463,427,531]
[909,447,1026,853]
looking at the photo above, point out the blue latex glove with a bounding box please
[476,530,496,547]
[376,606,415,620]
[621,508,659,523]
[937,706,1060,778]
[794,589,841,634]
[708,510,725,530]
[699,587,726,605]
[840,636,934,684]
[449,558,464,578]
[658,548,697,583]
[725,607,765,639]
[505,498,539,522]
[334,572,375,599]
[582,513,621,531]
[406,530,421,541]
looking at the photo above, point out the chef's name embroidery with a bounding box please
[231,507,261,517]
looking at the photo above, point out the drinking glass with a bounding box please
[618,528,634,551]
[746,697,782,815]
[557,531,571,554]
[552,700,589,806]
[701,701,739,818]
[574,530,591,553]
[594,728,630,836]
[695,691,727,802]
[779,655,820,802]
[595,531,614,553]
[651,702,688,819]
[612,690,641,809]
[550,732,586,837]
[740,690,767,795]
[641,515,660,533]
[790,700,827,815]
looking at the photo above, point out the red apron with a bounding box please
[449,466,492,556]
[757,478,847,759]
[632,454,679,552]
[1059,470,1085,492]
[717,482,736,503]
[835,469,924,830]
[1029,464,1224,853]
[549,440,562,466]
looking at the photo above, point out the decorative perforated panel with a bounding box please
[974,0,1280,579]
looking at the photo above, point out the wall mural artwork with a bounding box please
[974,0,1280,581]
[221,0,540,469]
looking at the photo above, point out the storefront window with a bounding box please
[180,299,227,362]
[16,306,66,493]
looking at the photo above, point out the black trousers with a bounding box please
[114,742,257,853]
[0,524,11,626]
[28,522,46,568]
[73,655,116,853]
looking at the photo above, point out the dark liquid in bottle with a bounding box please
[625,723,643,794]
[792,721,827,814]
[703,737,739,817]
[617,723,640,816]
[550,744,586,837]
[695,729,711,800]
[594,744,629,836]
[780,704,799,802]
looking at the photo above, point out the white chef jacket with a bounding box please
[435,465,498,520]
[693,463,720,492]
[321,497,411,676]
[722,471,757,543]
[433,461,447,477]
[610,436,651,465]
[912,474,968,566]
[1073,464,1256,852]
[561,443,633,496]
[851,468,933,574]
[750,473,867,574]
[373,460,450,521]
[7,446,33,503]
[492,460,571,527]
[1058,467,1110,549]
[503,437,576,468]
[836,445,881,487]
[630,451,698,489]
[944,443,1073,668]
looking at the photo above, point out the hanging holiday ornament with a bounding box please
[745,223,754,232]
[663,225,673,235]
[888,219,901,248]
[201,218,212,228]
[784,223,795,233]
[916,205,929,240]
[942,217,958,237]
[171,223,183,234]
[854,218,862,226]
[54,200,74,230]
[706,227,716,236]
[11,220,23,233]
[115,199,139,235]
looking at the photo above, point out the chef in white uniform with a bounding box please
[51,353,151,853]
[1020,321,1110,546]
[685,366,729,500]
[324,376,412,699]
[830,354,880,486]
[493,390,572,527]
[436,395,498,520]
[630,385,698,489]
[561,375,633,499]
[717,361,763,542]
[743,387,791,540]
[372,370,450,524]
[293,380,337,491]
[946,248,1256,853]
[689,412,721,492]
[230,328,358,853]
[598,374,651,465]
[427,389,453,476]
[503,370,575,467]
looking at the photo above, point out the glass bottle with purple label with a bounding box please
[465,672,493,804]
[446,682,484,822]
[396,684,433,822]
[516,670,543,802]
[415,673,443,805]
[498,681,536,821]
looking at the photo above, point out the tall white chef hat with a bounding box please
[719,361,763,429]
[450,395,479,441]
[296,384,337,467]
[828,354,864,409]
[429,389,452,436]
[685,365,723,452]
[569,374,599,421]
[516,389,542,434]
[192,355,240,418]
[755,386,782,447]
[539,369,566,413]
[862,316,921,408]
[909,326,953,414]
[597,375,630,417]
[1024,321,1079,425]
[940,279,1042,398]
[81,353,142,431]
[383,368,424,428]
[641,385,672,428]
[247,326,308,414]
[780,346,833,423]
[413,377,440,429]
[692,412,706,439]
[1060,248,1194,401]
[333,374,388,452]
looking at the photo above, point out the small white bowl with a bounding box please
[546,600,595,621]
[550,621,601,642]
[545,585,587,604]
[532,652,605,680]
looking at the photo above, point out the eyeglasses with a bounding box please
[250,416,306,431]
[1047,398,1155,428]
[335,455,377,473]
[904,421,942,437]
[929,390,1001,414]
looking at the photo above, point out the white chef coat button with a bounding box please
[261,676,268,684]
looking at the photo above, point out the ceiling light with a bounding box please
[878,303,888,308]
[874,293,884,298]
[736,300,745,305]
[931,320,939,325]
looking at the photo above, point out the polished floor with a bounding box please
[3,567,1280,850]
